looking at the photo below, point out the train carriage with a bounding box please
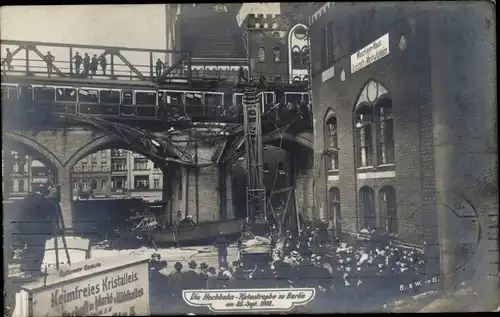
[1,82,310,124]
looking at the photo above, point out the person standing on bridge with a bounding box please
[72,52,82,75]
[156,58,165,77]
[83,53,90,77]
[3,48,14,72]
[90,54,98,77]
[44,52,55,77]
[100,55,107,76]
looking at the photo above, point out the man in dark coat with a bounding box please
[167,262,184,303]
[214,232,229,268]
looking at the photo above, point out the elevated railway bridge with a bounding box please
[1,39,315,233]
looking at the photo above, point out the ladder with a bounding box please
[243,83,266,224]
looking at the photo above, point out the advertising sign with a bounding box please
[20,255,149,317]
[351,33,390,74]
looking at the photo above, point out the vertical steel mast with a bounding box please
[243,82,266,223]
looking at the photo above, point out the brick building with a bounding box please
[308,2,496,252]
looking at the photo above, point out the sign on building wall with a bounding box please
[18,255,149,317]
[350,33,390,74]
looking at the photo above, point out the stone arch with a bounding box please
[2,132,63,169]
[65,134,179,170]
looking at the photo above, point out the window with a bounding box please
[263,162,269,173]
[326,21,334,66]
[273,47,281,63]
[135,91,157,105]
[377,99,395,164]
[112,160,127,172]
[359,186,376,229]
[134,176,149,189]
[101,151,107,159]
[73,182,79,190]
[355,106,373,168]
[99,90,120,104]
[13,179,19,192]
[380,186,398,234]
[134,158,149,170]
[325,114,339,171]
[291,46,301,68]
[153,178,160,189]
[82,162,88,171]
[91,163,97,171]
[101,162,107,171]
[91,179,98,190]
[272,22,278,29]
[101,179,107,190]
[258,47,266,63]
[328,187,341,233]
[19,179,25,192]
[301,46,310,66]
[294,26,307,40]
[320,26,327,69]
[111,176,127,189]
[354,81,393,168]
[82,179,89,190]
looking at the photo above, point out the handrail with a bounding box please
[0,39,190,55]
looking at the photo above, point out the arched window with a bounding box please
[359,186,376,229]
[328,187,341,233]
[255,23,261,29]
[273,47,281,63]
[292,76,301,83]
[380,186,398,234]
[354,80,393,169]
[355,105,373,167]
[377,98,395,164]
[291,46,301,69]
[325,114,339,171]
[258,47,266,63]
[272,22,278,29]
[301,46,310,67]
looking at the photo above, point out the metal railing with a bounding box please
[1,39,191,83]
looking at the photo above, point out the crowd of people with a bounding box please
[148,217,431,313]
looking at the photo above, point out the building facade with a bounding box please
[3,149,164,202]
[309,2,496,251]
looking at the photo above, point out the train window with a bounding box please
[164,91,184,104]
[33,86,56,102]
[56,87,77,102]
[135,91,157,105]
[100,90,121,104]
[285,93,302,105]
[204,93,223,106]
[185,92,202,105]
[19,85,33,101]
[78,89,99,103]
[234,93,244,106]
[303,93,310,104]
[122,90,133,105]
[263,92,275,105]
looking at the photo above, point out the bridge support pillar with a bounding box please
[57,166,74,230]
[218,164,234,220]
[225,165,234,220]
[162,167,174,225]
